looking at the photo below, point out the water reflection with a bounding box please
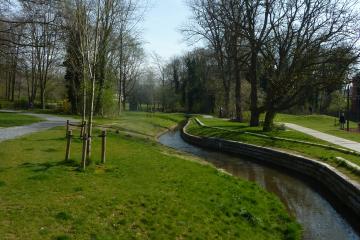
[159,131,360,240]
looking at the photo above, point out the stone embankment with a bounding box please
[181,119,360,218]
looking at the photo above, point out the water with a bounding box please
[159,131,360,240]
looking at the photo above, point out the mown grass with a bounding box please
[0,113,300,239]
[0,112,43,127]
[276,114,360,143]
[213,111,360,143]
[188,117,360,182]
[93,112,185,137]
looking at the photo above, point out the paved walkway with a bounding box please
[284,123,360,153]
[0,110,76,143]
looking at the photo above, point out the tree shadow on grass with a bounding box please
[20,160,79,173]
[34,137,65,142]
[213,125,250,130]
[42,148,58,153]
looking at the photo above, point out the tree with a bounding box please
[20,0,62,109]
[242,0,272,126]
[62,0,147,163]
[152,52,167,111]
[184,0,234,117]
[261,0,359,131]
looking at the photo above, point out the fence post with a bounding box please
[66,120,70,135]
[101,130,107,164]
[65,130,73,162]
[80,120,87,138]
[81,133,88,170]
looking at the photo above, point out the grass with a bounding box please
[276,114,360,143]
[0,112,43,127]
[0,112,300,239]
[93,112,185,137]
[212,111,360,143]
[187,116,360,182]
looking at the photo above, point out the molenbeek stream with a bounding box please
[159,130,360,240]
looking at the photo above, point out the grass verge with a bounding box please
[188,116,360,182]
[0,112,43,127]
[276,114,360,143]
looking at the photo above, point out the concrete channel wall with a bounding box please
[181,120,360,218]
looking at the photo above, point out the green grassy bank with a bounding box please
[187,116,360,182]
[0,112,43,127]
[0,112,300,239]
[276,114,360,143]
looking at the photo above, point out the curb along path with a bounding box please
[195,118,360,156]
[0,110,77,143]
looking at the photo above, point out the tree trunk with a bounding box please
[95,58,105,115]
[122,96,126,111]
[82,67,87,122]
[118,31,124,115]
[6,71,11,100]
[118,92,122,114]
[87,72,96,161]
[250,51,260,126]
[251,110,260,126]
[222,80,230,118]
[263,111,276,132]
[41,87,45,110]
[223,91,230,118]
[234,60,243,121]
[11,70,15,102]
[87,0,101,162]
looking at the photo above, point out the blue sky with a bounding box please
[142,0,192,61]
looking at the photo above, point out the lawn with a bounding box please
[0,113,300,240]
[0,112,43,127]
[188,116,360,182]
[93,112,185,137]
[276,114,360,143]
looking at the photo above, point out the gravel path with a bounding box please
[284,122,360,153]
[0,110,76,143]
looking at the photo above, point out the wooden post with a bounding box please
[81,133,88,170]
[65,130,73,162]
[101,130,106,164]
[66,120,70,136]
[80,121,87,138]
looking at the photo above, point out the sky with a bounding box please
[142,0,193,61]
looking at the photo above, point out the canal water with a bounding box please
[159,131,360,240]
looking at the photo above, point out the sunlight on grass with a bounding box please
[276,114,360,143]
[0,112,43,127]
[188,117,360,182]
[0,113,300,239]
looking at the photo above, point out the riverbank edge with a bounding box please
[181,119,360,218]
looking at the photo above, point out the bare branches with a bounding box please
[184,0,360,130]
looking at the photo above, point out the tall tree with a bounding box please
[261,0,359,131]
[242,0,272,126]
[185,0,233,117]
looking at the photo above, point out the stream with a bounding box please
[159,130,360,240]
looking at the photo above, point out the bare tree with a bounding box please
[261,0,359,131]
[184,0,234,117]
[242,0,272,126]
[152,52,167,111]
[113,0,147,113]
